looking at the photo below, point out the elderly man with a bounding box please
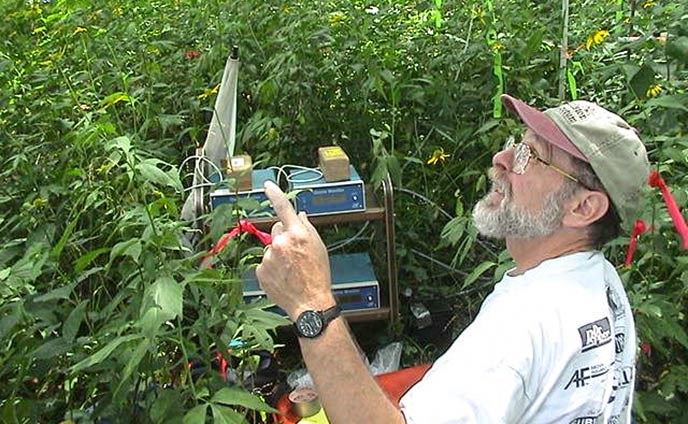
[256,94,649,423]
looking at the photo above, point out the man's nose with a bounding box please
[492,147,513,172]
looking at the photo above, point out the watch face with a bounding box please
[296,311,324,338]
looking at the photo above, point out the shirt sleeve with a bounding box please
[399,292,538,423]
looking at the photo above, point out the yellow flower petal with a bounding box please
[198,84,220,100]
[646,84,662,97]
[427,148,451,165]
[587,29,610,49]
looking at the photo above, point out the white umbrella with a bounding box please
[181,46,240,225]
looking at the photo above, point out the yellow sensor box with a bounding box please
[318,146,350,182]
[225,154,253,191]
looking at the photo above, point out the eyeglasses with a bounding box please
[503,136,590,189]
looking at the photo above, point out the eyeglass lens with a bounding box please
[503,136,530,175]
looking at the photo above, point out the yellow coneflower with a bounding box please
[329,11,347,26]
[586,29,610,49]
[427,148,451,165]
[646,84,662,97]
[32,198,48,207]
[198,84,220,100]
[73,27,87,35]
[642,1,656,9]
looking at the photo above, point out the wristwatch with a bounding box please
[294,304,341,338]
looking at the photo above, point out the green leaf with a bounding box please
[440,216,467,246]
[210,404,246,424]
[0,307,21,339]
[386,154,401,186]
[475,119,500,135]
[645,95,688,112]
[454,198,464,216]
[157,114,184,133]
[211,387,278,413]
[51,217,79,259]
[139,275,184,337]
[32,338,72,360]
[525,30,543,58]
[34,283,75,302]
[243,324,274,350]
[663,147,688,165]
[114,338,149,400]
[109,238,141,263]
[242,308,290,329]
[462,261,496,289]
[150,389,184,424]
[475,174,486,194]
[71,334,142,372]
[566,69,578,100]
[379,69,395,84]
[106,136,132,154]
[629,64,655,99]
[74,247,110,274]
[403,156,424,165]
[63,301,88,342]
[100,91,134,109]
[183,404,208,424]
[371,160,388,187]
[665,36,688,65]
[136,159,183,192]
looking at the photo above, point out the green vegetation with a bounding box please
[1,0,687,422]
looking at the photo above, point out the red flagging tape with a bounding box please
[200,219,272,268]
[648,171,688,249]
[624,219,648,267]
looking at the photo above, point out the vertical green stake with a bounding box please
[484,0,503,118]
[492,51,504,118]
[558,0,570,101]
[616,0,624,24]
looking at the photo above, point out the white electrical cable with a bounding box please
[181,155,325,191]
[326,221,370,253]
[178,154,224,185]
[283,165,324,184]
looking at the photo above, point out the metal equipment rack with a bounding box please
[188,158,399,325]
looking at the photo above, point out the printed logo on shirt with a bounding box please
[614,331,625,354]
[608,366,634,403]
[608,416,620,424]
[569,414,602,424]
[578,318,612,352]
[565,363,611,390]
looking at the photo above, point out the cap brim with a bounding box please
[501,94,588,162]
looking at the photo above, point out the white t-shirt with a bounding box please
[400,251,635,424]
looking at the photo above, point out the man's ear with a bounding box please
[563,191,609,228]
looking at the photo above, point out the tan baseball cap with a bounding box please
[501,94,650,224]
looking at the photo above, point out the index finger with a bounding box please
[264,180,301,229]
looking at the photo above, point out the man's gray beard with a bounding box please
[472,181,575,240]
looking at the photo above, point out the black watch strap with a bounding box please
[321,304,341,325]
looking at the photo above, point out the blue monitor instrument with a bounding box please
[242,252,380,314]
[288,165,365,216]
